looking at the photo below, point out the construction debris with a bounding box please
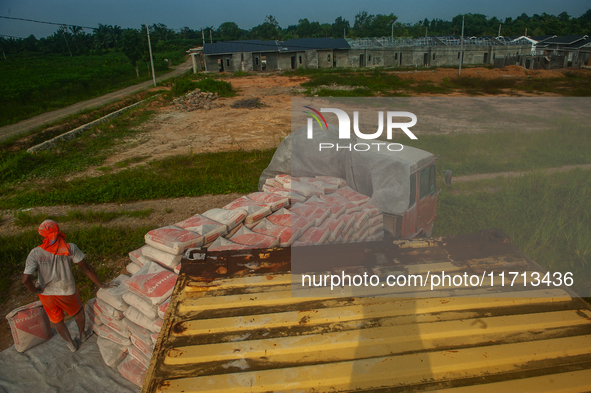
[172,89,224,112]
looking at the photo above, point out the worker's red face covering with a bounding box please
[38,220,70,256]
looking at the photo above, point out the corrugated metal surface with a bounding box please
[142,231,591,393]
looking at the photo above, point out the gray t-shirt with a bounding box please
[24,243,85,296]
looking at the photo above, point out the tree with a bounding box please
[251,15,281,40]
[332,16,350,37]
[218,22,242,41]
[121,28,145,78]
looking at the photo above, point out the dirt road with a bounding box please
[0,58,193,141]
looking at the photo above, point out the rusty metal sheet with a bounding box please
[142,232,591,393]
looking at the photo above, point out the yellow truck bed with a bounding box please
[142,231,591,392]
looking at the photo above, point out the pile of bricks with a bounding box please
[172,89,223,112]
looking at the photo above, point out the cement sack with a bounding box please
[293,227,331,246]
[369,224,384,237]
[208,237,254,252]
[123,318,152,345]
[84,302,102,331]
[158,297,170,319]
[320,194,361,214]
[131,333,155,358]
[97,274,130,312]
[153,318,163,333]
[97,336,127,368]
[253,218,301,247]
[117,356,147,388]
[357,227,370,242]
[145,226,204,255]
[124,306,159,333]
[122,291,159,320]
[99,314,130,338]
[286,180,324,197]
[126,262,141,275]
[94,298,125,320]
[225,223,244,238]
[246,192,289,211]
[335,186,371,205]
[265,178,283,188]
[290,203,330,226]
[223,196,272,224]
[5,301,52,353]
[173,263,181,275]
[94,323,131,346]
[294,177,338,193]
[127,344,151,370]
[305,196,346,218]
[267,208,314,233]
[142,244,181,270]
[369,230,384,241]
[230,226,280,249]
[368,214,383,227]
[315,175,347,188]
[151,332,159,346]
[352,211,370,230]
[262,186,306,204]
[274,173,293,186]
[244,217,264,229]
[129,246,148,267]
[174,214,228,244]
[360,202,381,218]
[319,218,346,242]
[338,214,356,234]
[125,262,177,306]
[202,208,248,231]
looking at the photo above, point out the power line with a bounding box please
[0,15,94,30]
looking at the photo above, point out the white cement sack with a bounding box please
[369,223,384,237]
[225,223,244,238]
[223,196,272,224]
[352,211,370,230]
[117,356,147,388]
[125,262,177,306]
[267,209,315,233]
[97,336,128,368]
[153,318,163,333]
[96,274,130,312]
[290,203,330,226]
[202,208,247,231]
[229,226,280,249]
[339,214,356,234]
[262,186,306,204]
[5,301,52,353]
[151,332,159,346]
[126,262,141,275]
[158,298,170,319]
[335,186,371,205]
[319,218,346,242]
[99,315,130,338]
[368,214,383,227]
[173,263,181,275]
[124,306,159,333]
[123,318,152,345]
[122,291,159,320]
[145,225,204,255]
[293,227,331,246]
[94,298,125,320]
[305,197,346,218]
[131,333,155,358]
[94,324,132,346]
[174,214,228,244]
[244,217,264,229]
[294,177,338,193]
[315,175,347,188]
[128,247,148,267]
[127,344,151,370]
[142,244,181,270]
[360,202,381,217]
[253,218,301,247]
[84,302,102,331]
[285,180,324,197]
[246,192,289,211]
[208,237,255,252]
[265,178,283,188]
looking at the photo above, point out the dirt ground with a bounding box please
[2,65,589,351]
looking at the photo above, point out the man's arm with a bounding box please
[76,260,114,289]
[22,274,43,295]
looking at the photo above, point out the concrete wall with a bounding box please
[204,44,532,72]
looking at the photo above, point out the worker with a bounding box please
[21,219,115,352]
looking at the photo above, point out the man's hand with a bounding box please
[22,274,43,295]
[101,281,120,289]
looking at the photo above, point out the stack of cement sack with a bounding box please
[85,174,382,387]
[84,262,175,387]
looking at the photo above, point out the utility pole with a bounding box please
[210,29,212,43]
[202,28,205,46]
[146,23,156,87]
[425,27,428,38]
[525,28,527,37]
[459,15,464,75]
[343,28,345,39]
[391,20,394,42]
[62,26,72,57]
[498,24,502,37]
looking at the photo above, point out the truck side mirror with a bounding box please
[444,169,452,186]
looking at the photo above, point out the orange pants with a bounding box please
[38,291,83,323]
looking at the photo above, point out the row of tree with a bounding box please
[2,10,590,60]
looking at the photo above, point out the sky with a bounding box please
[1,0,589,39]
